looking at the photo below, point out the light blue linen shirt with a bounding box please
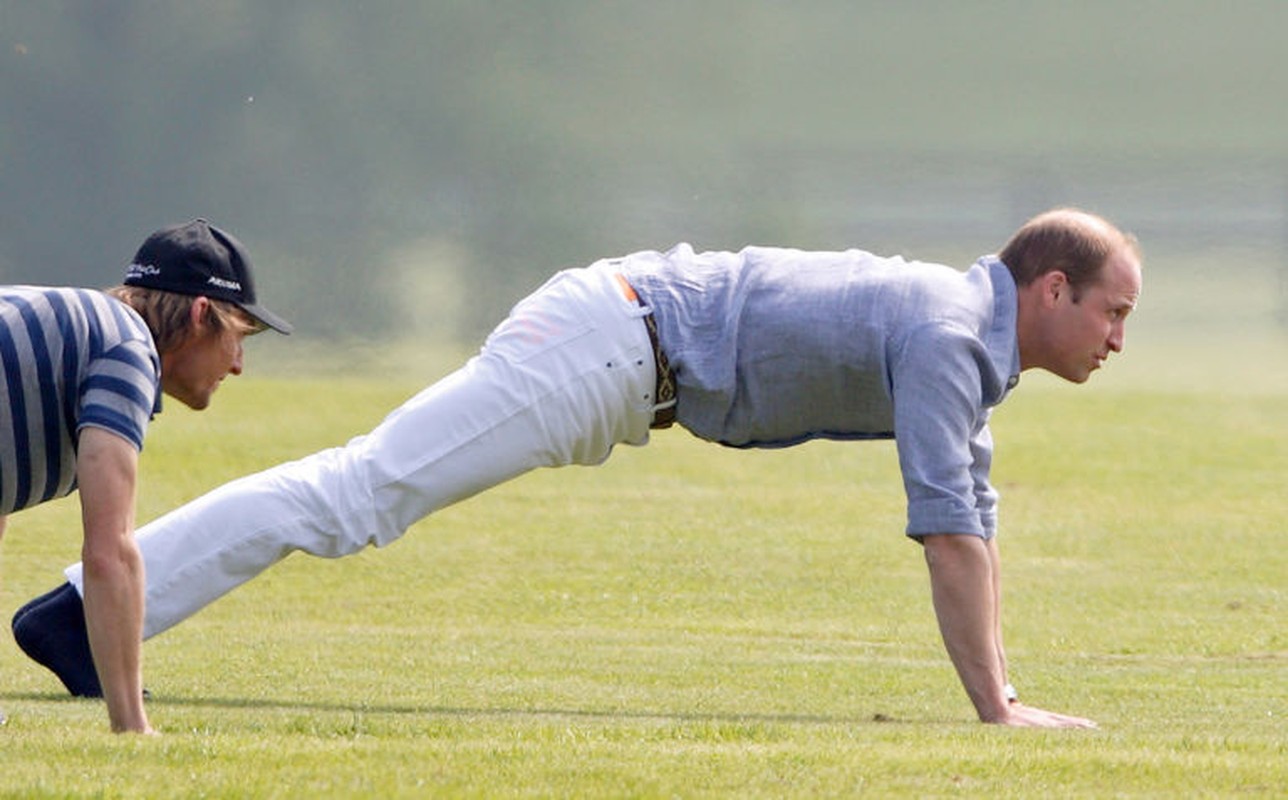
[619,244,1021,539]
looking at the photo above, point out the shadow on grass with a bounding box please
[1,689,924,726]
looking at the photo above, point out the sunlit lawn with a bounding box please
[2,328,1286,796]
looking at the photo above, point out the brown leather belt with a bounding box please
[615,274,677,429]
[641,311,677,428]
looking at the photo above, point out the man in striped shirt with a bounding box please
[0,219,290,733]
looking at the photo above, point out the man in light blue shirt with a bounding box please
[619,243,1019,539]
[14,208,1140,729]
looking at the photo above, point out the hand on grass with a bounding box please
[997,703,1098,729]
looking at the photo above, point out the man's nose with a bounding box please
[1108,323,1126,353]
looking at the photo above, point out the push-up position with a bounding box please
[14,208,1140,728]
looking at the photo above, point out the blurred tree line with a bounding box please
[3,1,1287,338]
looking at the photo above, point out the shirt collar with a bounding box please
[979,255,1022,398]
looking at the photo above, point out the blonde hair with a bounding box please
[999,208,1140,299]
[105,285,259,352]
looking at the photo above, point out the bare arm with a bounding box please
[76,427,154,734]
[984,536,1009,695]
[922,533,1096,728]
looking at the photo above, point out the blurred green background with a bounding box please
[2,1,1286,353]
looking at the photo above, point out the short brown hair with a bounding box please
[105,285,259,352]
[999,208,1140,299]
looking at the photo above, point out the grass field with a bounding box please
[3,272,1288,796]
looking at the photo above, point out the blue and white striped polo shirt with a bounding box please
[1,286,162,515]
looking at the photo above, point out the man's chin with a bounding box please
[165,390,213,411]
[1051,367,1093,384]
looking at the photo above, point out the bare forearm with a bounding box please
[922,533,1098,729]
[77,427,153,734]
[82,547,150,732]
[923,534,1011,722]
[985,537,1009,689]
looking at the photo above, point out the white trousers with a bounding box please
[67,263,660,638]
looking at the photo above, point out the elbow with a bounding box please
[80,538,143,582]
[920,532,985,566]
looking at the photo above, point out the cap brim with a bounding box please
[240,303,293,335]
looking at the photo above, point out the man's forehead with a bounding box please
[1102,250,1142,298]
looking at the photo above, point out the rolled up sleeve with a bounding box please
[891,322,997,540]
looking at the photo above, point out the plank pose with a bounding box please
[14,208,1139,728]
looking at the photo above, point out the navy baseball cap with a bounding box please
[124,219,293,334]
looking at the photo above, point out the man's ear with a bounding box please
[1041,271,1069,308]
[188,296,211,330]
